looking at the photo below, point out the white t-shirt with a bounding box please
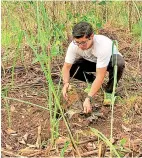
[65,35,122,68]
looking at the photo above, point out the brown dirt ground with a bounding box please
[1,27,142,157]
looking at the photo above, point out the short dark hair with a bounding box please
[72,22,94,39]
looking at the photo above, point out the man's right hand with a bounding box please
[62,83,69,101]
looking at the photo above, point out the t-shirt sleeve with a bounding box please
[96,47,112,68]
[94,35,120,68]
[65,42,77,64]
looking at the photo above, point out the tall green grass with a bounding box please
[90,128,120,157]
[132,0,142,71]
[24,2,81,156]
[110,40,118,157]
[2,2,141,60]
[90,41,119,157]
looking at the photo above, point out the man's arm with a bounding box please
[88,67,107,97]
[62,62,72,100]
[83,67,107,113]
[62,62,72,84]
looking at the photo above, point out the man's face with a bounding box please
[73,34,94,50]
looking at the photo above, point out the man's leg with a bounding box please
[70,58,96,83]
[106,54,125,93]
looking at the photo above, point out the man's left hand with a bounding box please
[83,98,92,113]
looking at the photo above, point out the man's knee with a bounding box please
[117,55,125,70]
[111,54,125,69]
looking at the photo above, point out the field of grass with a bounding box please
[1,1,142,157]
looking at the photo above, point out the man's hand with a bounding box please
[83,98,92,113]
[62,83,70,101]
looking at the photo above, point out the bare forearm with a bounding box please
[63,71,70,84]
[88,67,107,97]
[88,77,104,97]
